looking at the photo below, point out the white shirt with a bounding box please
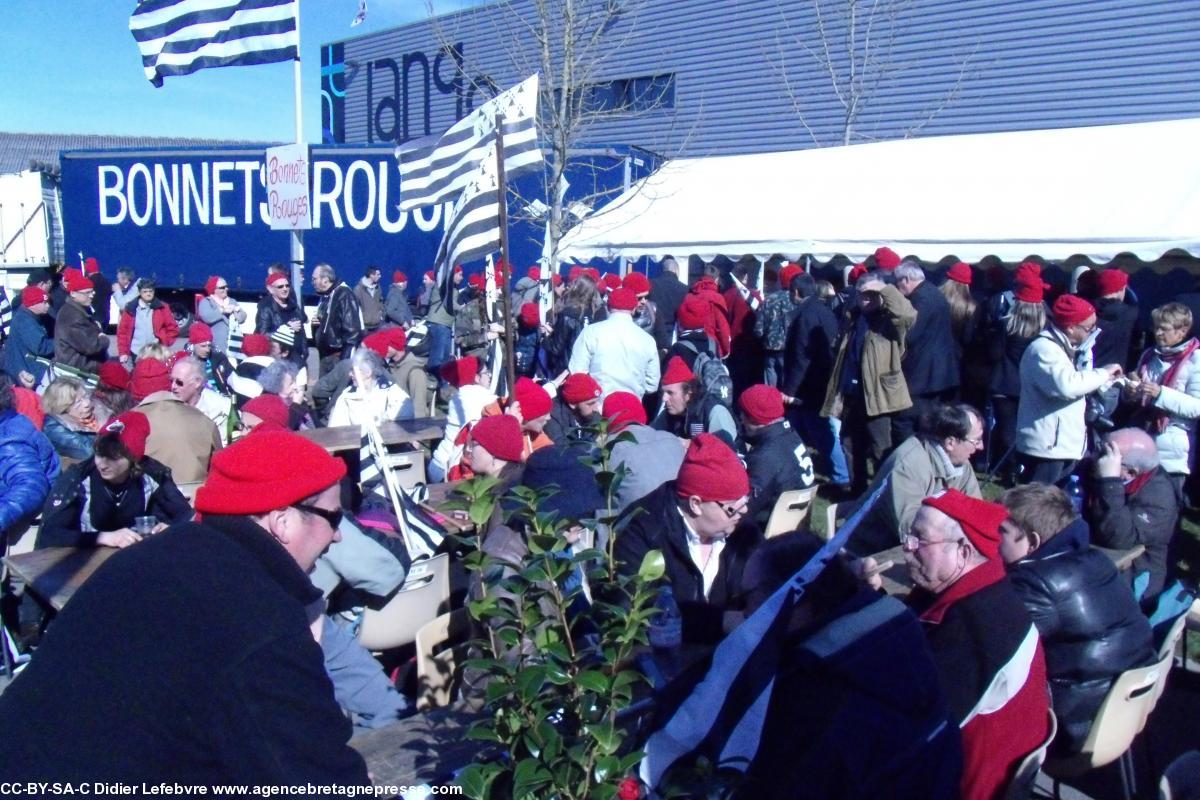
[431,383,497,471]
[328,382,413,429]
[194,388,231,444]
[677,505,726,600]
[567,311,660,399]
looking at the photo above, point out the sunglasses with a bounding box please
[215,284,229,290]
[272,282,291,289]
[171,378,189,386]
[293,503,343,530]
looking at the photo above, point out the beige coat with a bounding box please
[822,285,917,419]
[137,391,223,483]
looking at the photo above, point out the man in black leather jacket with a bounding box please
[311,263,363,377]
[999,483,1155,755]
[255,269,308,370]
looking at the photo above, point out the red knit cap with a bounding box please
[392,271,406,284]
[439,356,479,388]
[514,377,552,420]
[623,272,651,295]
[22,286,48,308]
[195,431,347,516]
[188,321,214,345]
[874,247,902,271]
[946,262,972,286]
[424,270,435,281]
[518,302,541,329]
[242,393,290,428]
[676,433,750,502]
[848,263,869,283]
[363,328,406,358]
[661,356,694,387]
[601,273,622,294]
[608,287,638,311]
[205,276,221,295]
[584,268,601,283]
[453,265,464,275]
[568,266,584,283]
[130,358,170,401]
[778,264,802,291]
[266,272,289,287]
[738,384,784,425]
[921,489,1008,561]
[1014,261,1042,285]
[65,272,94,293]
[241,333,271,357]
[528,266,541,281]
[1096,269,1129,296]
[100,411,151,462]
[676,293,709,330]
[551,274,563,287]
[1014,280,1046,304]
[468,274,485,291]
[471,414,524,463]
[1051,294,1096,329]
[603,391,647,432]
[84,257,100,276]
[98,361,131,391]
[561,373,602,404]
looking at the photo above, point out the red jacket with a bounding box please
[117,300,179,357]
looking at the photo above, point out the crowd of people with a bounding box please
[0,248,1194,796]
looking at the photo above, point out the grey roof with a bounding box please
[0,132,270,175]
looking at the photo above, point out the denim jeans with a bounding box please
[426,322,454,378]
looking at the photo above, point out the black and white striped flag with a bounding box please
[432,139,502,275]
[358,428,446,559]
[640,478,892,790]
[397,74,542,212]
[130,0,299,87]
[0,287,11,342]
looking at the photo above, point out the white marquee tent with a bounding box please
[555,117,1200,265]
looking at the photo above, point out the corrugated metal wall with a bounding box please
[332,0,1200,156]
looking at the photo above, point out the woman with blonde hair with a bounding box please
[42,377,112,460]
[543,273,603,377]
[987,272,1048,480]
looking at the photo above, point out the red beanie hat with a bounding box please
[921,489,1008,561]
[130,358,171,401]
[439,356,479,388]
[551,273,563,287]
[661,356,694,387]
[514,377,552,420]
[608,287,638,312]
[778,264,802,291]
[195,431,347,516]
[392,271,406,284]
[453,265,464,276]
[1014,261,1042,284]
[22,286,48,308]
[561,373,602,405]
[84,257,100,276]
[848,263,869,284]
[676,433,750,502]
[188,321,214,345]
[874,246,902,271]
[601,273,622,294]
[1013,280,1046,304]
[424,270,435,281]
[241,333,271,357]
[1096,269,1129,296]
[204,276,221,295]
[363,328,406,358]
[527,266,541,281]
[471,414,524,463]
[242,393,290,428]
[468,274,485,291]
[584,268,601,283]
[98,361,131,391]
[623,272,651,295]
[738,384,785,425]
[100,411,151,462]
[65,272,94,293]
[568,266,584,283]
[946,262,972,286]
[265,272,289,287]
[603,391,647,432]
[518,303,541,329]
[1051,294,1096,329]
[676,294,709,330]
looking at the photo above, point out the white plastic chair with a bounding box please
[764,486,819,538]
[415,608,472,711]
[356,554,450,652]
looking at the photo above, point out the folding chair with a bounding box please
[822,502,841,542]
[764,485,819,538]
[382,448,426,494]
[415,608,472,711]
[356,554,450,652]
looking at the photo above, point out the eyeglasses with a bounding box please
[273,283,290,289]
[959,435,984,447]
[902,534,960,550]
[714,499,748,519]
[293,503,343,531]
[1076,321,1097,334]
[171,377,188,386]
[215,284,229,290]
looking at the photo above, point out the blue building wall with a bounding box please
[324,0,1200,156]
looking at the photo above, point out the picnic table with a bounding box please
[299,417,446,454]
[868,543,1148,598]
[350,705,484,789]
[4,547,116,612]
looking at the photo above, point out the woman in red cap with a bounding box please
[429,356,497,482]
[985,271,1047,481]
[542,273,604,379]
[448,413,526,482]
[196,275,246,354]
[37,411,192,550]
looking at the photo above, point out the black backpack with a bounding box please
[679,339,734,408]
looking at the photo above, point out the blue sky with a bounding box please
[1,0,484,143]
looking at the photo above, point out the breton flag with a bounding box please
[640,478,892,790]
[130,0,299,87]
[358,426,446,559]
[397,73,542,212]
[432,139,503,280]
[0,288,11,342]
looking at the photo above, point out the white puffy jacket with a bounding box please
[1136,345,1200,474]
[1016,327,1111,460]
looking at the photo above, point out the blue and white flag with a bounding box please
[130,0,299,87]
[640,478,892,790]
[0,287,11,342]
[397,74,542,212]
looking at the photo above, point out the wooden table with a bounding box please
[299,417,446,454]
[421,480,475,536]
[4,547,117,611]
[869,543,1147,598]
[350,705,485,788]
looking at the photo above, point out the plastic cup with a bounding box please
[134,516,157,536]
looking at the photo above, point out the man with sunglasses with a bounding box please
[0,431,370,787]
[255,267,309,370]
[615,433,761,644]
[1016,293,1123,486]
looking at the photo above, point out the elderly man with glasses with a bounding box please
[53,271,109,372]
[1016,293,1123,486]
[615,433,762,644]
[254,266,309,370]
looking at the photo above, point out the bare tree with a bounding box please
[770,0,979,147]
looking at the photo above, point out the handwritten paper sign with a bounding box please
[265,143,311,231]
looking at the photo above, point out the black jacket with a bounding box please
[37,457,193,549]
[315,283,363,356]
[744,419,815,526]
[614,481,761,644]
[902,280,960,396]
[90,271,113,328]
[782,296,839,409]
[0,516,370,785]
[255,295,308,366]
[1093,296,1140,370]
[1008,518,1156,754]
[1088,467,1179,599]
[650,274,688,351]
[987,323,1036,398]
[544,396,597,445]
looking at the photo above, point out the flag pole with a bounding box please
[289,0,306,297]
[494,113,517,395]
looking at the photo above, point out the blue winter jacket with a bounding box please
[4,307,55,384]
[0,410,60,536]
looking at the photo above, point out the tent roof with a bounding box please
[556,117,1200,265]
